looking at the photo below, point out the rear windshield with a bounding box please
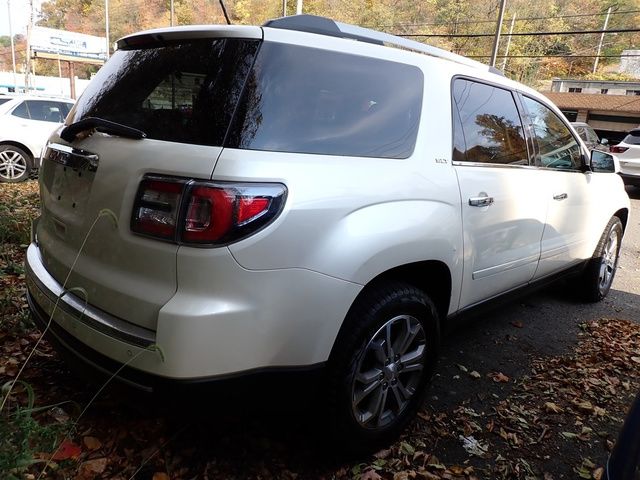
[68,39,259,147]
[69,39,423,158]
[226,43,424,159]
[623,132,640,145]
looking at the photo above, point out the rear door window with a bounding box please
[452,79,529,165]
[25,100,68,122]
[68,39,259,147]
[226,43,424,159]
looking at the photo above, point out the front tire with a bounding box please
[327,282,439,453]
[0,145,33,183]
[578,216,623,302]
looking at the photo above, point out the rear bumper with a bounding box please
[25,242,360,385]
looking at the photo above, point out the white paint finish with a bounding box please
[454,165,547,308]
[37,131,221,329]
[24,22,632,382]
[0,96,74,159]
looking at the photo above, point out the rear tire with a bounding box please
[577,216,623,302]
[0,145,33,183]
[327,282,439,453]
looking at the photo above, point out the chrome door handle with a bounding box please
[553,193,568,200]
[469,196,494,207]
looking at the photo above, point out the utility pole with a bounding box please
[105,0,110,58]
[170,0,175,26]
[501,13,516,71]
[7,0,18,92]
[593,6,612,74]
[283,0,286,16]
[296,0,302,15]
[25,0,34,92]
[490,0,507,67]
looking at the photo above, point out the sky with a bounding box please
[0,0,44,37]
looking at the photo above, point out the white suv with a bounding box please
[0,95,74,182]
[25,15,629,449]
[610,128,640,186]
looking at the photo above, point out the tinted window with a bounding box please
[227,43,424,159]
[523,97,582,170]
[0,98,11,106]
[69,39,259,147]
[26,100,68,122]
[452,79,528,165]
[11,101,29,119]
[622,133,640,145]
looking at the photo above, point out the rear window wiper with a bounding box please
[60,117,146,142]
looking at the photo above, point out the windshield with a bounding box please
[68,38,259,147]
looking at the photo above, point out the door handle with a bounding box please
[553,193,568,200]
[469,196,494,207]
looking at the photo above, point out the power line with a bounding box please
[366,9,640,29]
[469,54,640,59]
[399,27,640,38]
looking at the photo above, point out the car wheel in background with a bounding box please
[0,145,33,183]
[327,282,440,453]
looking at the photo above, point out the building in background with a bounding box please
[544,91,640,143]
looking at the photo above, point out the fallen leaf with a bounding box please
[361,470,383,480]
[399,441,415,456]
[152,473,170,480]
[51,440,82,461]
[78,458,107,477]
[545,402,563,413]
[593,467,604,480]
[374,448,391,459]
[489,372,509,383]
[83,436,102,451]
[511,320,524,328]
[470,371,481,379]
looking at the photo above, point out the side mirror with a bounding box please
[590,149,619,173]
[600,138,609,146]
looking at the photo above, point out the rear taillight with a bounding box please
[132,175,286,246]
[610,145,629,154]
[131,178,186,240]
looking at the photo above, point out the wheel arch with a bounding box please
[329,260,451,361]
[0,141,35,160]
[614,208,629,232]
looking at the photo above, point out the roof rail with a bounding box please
[263,15,502,75]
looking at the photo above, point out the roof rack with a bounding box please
[263,15,503,75]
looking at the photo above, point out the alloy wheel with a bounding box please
[0,149,28,181]
[598,227,619,294]
[351,314,426,428]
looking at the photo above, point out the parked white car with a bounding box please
[610,128,640,186]
[0,95,74,182]
[25,15,630,450]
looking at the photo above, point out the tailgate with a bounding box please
[35,32,261,330]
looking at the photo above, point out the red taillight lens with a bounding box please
[610,146,629,153]
[182,186,234,243]
[131,178,185,240]
[238,197,271,224]
[132,176,286,246]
